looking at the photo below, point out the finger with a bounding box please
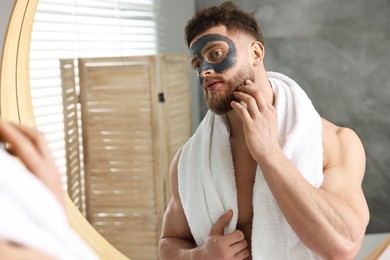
[234,248,250,259]
[225,229,246,244]
[236,79,255,95]
[233,91,259,117]
[0,120,38,148]
[0,120,40,159]
[237,88,267,112]
[237,81,267,111]
[243,79,254,87]
[5,121,51,158]
[239,100,248,110]
[231,101,252,122]
[209,210,233,236]
[236,79,255,92]
[3,121,56,168]
[230,238,247,252]
[0,121,48,177]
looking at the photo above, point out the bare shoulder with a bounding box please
[321,118,365,179]
[160,146,194,242]
[169,147,183,200]
[321,119,370,247]
[322,118,364,146]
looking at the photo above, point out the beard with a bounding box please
[203,64,255,115]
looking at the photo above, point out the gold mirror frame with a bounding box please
[1,0,35,125]
[0,0,128,258]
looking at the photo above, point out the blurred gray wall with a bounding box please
[155,0,200,131]
[0,0,16,113]
[196,0,390,233]
[0,0,15,66]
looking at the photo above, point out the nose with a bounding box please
[199,69,213,78]
[198,61,214,78]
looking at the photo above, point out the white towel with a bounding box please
[0,147,98,260]
[178,71,323,259]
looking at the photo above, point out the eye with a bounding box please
[212,50,223,58]
[193,62,200,72]
[207,48,226,63]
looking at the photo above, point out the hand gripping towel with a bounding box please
[178,71,323,259]
[0,147,98,260]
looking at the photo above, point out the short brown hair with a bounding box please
[185,1,264,47]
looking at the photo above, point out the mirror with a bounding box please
[1,0,197,259]
[1,0,138,259]
[1,0,35,125]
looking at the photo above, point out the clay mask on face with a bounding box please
[190,34,237,86]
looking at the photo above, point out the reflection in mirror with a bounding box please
[1,1,130,259]
[29,0,158,179]
[28,0,195,259]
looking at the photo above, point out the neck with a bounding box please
[226,69,274,139]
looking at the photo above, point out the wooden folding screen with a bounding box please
[78,56,163,260]
[160,54,192,204]
[60,54,192,260]
[60,59,84,214]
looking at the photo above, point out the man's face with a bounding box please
[190,32,255,114]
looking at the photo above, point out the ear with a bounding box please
[252,41,265,66]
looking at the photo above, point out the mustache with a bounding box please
[203,75,225,86]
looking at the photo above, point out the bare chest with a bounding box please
[231,141,258,245]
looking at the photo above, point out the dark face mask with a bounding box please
[190,34,237,86]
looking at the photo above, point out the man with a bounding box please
[158,2,369,260]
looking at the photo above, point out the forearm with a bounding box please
[158,237,201,260]
[258,152,364,258]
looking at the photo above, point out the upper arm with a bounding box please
[321,122,370,226]
[160,147,194,242]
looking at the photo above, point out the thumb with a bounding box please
[209,210,233,236]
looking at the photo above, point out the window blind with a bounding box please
[29,0,157,194]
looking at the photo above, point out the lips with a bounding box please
[205,80,224,91]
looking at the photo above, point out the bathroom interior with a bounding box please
[1,0,389,259]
